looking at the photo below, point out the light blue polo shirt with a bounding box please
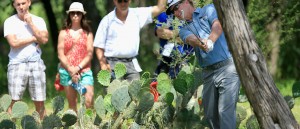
[179,4,232,67]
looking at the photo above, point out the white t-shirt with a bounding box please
[4,14,47,64]
[93,7,153,58]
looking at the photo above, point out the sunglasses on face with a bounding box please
[117,0,129,3]
[70,11,82,16]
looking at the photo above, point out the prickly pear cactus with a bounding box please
[52,96,64,114]
[42,114,62,129]
[180,65,192,74]
[11,101,28,119]
[246,115,259,129]
[0,112,10,122]
[61,109,77,127]
[21,115,38,129]
[177,71,187,79]
[0,94,11,112]
[164,92,174,105]
[284,95,295,109]
[103,94,115,115]
[111,86,131,112]
[129,121,140,129]
[0,119,16,129]
[94,95,106,119]
[184,74,195,88]
[193,68,203,87]
[157,73,169,82]
[108,79,122,94]
[141,72,151,80]
[128,80,142,101]
[292,81,300,98]
[236,106,247,127]
[97,70,111,86]
[137,89,154,112]
[173,78,187,94]
[114,62,126,79]
[157,79,172,95]
[32,111,40,124]
[123,102,137,119]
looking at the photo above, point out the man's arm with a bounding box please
[24,13,48,44]
[207,20,223,43]
[95,48,110,71]
[5,34,36,49]
[151,0,167,18]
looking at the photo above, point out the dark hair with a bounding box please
[62,13,92,33]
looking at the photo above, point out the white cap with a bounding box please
[66,2,86,15]
[166,0,181,15]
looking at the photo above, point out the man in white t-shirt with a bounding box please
[94,0,167,82]
[3,0,48,119]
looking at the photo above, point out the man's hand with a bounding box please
[100,64,111,71]
[198,39,214,52]
[24,13,33,25]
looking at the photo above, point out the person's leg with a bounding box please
[215,61,240,129]
[202,69,220,129]
[80,70,94,109]
[64,86,78,111]
[33,101,46,119]
[59,67,78,112]
[7,63,28,114]
[84,86,94,108]
[29,60,47,119]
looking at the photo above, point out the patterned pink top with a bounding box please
[64,29,91,72]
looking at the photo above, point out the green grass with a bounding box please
[237,79,300,128]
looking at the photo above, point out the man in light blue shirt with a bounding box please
[167,0,241,128]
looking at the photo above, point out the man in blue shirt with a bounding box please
[167,0,241,129]
[154,12,193,79]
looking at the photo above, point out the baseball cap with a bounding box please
[166,0,181,15]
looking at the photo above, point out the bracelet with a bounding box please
[78,65,82,70]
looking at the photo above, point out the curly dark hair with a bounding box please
[62,12,92,33]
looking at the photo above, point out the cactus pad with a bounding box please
[164,92,174,105]
[42,114,62,129]
[0,94,11,112]
[52,96,64,114]
[114,62,127,79]
[111,86,131,112]
[97,70,111,86]
[104,94,115,115]
[173,78,187,94]
[157,80,171,95]
[12,101,28,119]
[94,95,106,119]
[21,115,38,129]
[61,109,77,127]
[137,89,154,112]
[0,119,15,129]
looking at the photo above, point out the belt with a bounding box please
[106,57,134,62]
[203,58,233,70]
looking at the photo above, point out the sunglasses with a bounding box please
[70,11,82,15]
[117,0,129,3]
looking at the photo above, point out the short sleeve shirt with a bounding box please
[93,7,153,58]
[179,4,231,67]
[4,14,47,64]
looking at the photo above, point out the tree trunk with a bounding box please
[41,0,59,52]
[213,0,300,129]
[266,19,280,77]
